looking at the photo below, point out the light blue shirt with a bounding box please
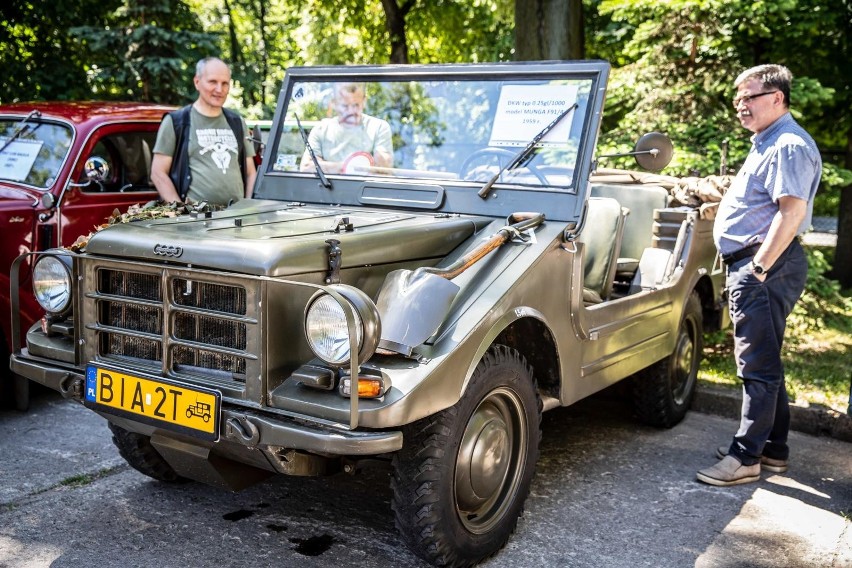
[713,112,821,256]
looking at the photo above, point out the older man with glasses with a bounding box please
[697,64,822,486]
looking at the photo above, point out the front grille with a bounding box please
[174,313,247,349]
[89,266,257,389]
[173,279,246,314]
[102,270,161,301]
[174,345,245,376]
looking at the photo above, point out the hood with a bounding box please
[85,200,485,276]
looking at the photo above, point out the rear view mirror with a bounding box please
[595,131,674,172]
[633,132,673,172]
[84,155,110,182]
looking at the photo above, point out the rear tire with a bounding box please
[632,291,703,428]
[109,422,187,483]
[391,345,541,567]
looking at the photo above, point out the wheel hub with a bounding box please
[672,321,696,403]
[454,387,527,533]
[464,410,510,508]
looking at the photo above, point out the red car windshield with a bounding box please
[0,119,73,189]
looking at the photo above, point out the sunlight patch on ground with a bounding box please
[695,487,852,567]
[764,474,831,499]
[0,535,62,567]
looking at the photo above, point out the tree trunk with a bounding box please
[832,131,852,288]
[259,0,268,106]
[224,0,241,67]
[514,0,584,61]
[380,0,414,64]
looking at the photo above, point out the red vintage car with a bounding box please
[1,101,175,409]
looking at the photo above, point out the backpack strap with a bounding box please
[166,105,192,201]
[222,107,246,190]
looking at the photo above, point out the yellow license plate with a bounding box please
[84,366,220,441]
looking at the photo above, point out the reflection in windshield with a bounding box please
[0,120,73,188]
[271,77,593,191]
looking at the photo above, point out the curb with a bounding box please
[693,383,852,443]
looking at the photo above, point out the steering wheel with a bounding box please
[458,147,548,185]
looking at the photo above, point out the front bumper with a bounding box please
[11,352,403,456]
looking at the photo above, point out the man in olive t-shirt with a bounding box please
[151,57,256,205]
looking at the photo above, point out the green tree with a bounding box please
[0,0,121,102]
[187,0,305,118]
[588,0,851,283]
[71,0,218,104]
[295,0,513,66]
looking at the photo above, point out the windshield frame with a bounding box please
[254,61,609,223]
[0,114,76,191]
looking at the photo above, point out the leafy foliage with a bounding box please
[3,0,849,248]
[0,0,123,102]
[70,0,218,104]
[588,0,851,213]
[788,247,852,336]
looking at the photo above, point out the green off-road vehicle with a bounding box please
[11,61,728,566]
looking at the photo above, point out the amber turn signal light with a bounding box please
[339,376,385,398]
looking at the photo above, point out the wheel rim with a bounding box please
[454,386,527,534]
[672,315,698,405]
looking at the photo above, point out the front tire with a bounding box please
[632,290,703,427]
[0,337,29,411]
[109,422,187,483]
[391,345,541,567]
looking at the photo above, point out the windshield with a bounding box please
[0,119,73,188]
[270,77,594,191]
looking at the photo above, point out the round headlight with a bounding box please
[304,285,380,367]
[32,254,73,315]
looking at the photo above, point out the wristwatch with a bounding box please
[752,261,766,275]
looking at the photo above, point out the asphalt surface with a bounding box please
[1,387,850,568]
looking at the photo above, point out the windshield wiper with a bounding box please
[295,113,332,190]
[478,102,578,199]
[0,109,42,155]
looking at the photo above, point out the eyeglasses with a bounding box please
[732,91,778,108]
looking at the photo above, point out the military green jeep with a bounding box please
[11,61,727,566]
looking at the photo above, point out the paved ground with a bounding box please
[1,388,849,568]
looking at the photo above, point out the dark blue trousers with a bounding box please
[726,239,808,465]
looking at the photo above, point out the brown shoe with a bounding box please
[716,446,788,473]
[696,455,761,486]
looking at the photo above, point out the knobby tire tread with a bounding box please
[632,291,703,428]
[390,345,541,567]
[109,422,186,483]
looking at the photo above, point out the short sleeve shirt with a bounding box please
[713,113,821,255]
[153,107,255,205]
[307,114,393,165]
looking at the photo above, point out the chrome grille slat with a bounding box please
[168,337,258,360]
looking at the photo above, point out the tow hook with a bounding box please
[225,415,261,448]
[59,374,83,400]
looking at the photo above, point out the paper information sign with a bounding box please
[0,138,43,181]
[489,85,579,147]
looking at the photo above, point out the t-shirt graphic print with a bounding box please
[197,127,238,174]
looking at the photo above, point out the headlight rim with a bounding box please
[304,285,380,368]
[31,251,74,317]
